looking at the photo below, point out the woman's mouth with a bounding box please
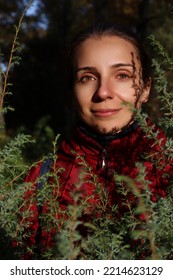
[91,108,122,117]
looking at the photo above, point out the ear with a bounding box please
[140,77,151,103]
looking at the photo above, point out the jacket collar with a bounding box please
[78,121,139,147]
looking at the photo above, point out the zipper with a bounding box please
[101,147,108,169]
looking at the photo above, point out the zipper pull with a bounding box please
[101,148,107,169]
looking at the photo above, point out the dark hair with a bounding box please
[66,22,152,88]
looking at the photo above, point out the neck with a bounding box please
[79,121,138,146]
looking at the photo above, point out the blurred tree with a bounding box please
[0,0,24,46]
[0,0,41,64]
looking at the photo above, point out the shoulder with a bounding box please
[24,161,43,184]
[137,117,168,147]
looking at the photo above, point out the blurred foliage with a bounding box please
[17,115,55,162]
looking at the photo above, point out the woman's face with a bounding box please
[73,35,150,134]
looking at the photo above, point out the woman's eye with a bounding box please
[80,76,96,83]
[117,73,130,79]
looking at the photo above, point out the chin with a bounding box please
[91,124,121,135]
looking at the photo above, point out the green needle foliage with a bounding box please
[0,5,173,259]
[149,35,173,133]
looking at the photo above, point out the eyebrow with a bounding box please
[111,63,134,69]
[75,66,97,73]
[75,63,134,73]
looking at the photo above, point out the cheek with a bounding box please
[121,80,144,103]
[73,89,89,112]
[74,84,93,103]
[120,89,137,104]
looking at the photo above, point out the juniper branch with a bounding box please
[0,0,34,113]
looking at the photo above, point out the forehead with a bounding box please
[74,35,139,66]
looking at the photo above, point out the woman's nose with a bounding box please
[92,79,113,102]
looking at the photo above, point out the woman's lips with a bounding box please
[91,108,122,117]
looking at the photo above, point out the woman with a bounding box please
[24,23,172,258]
